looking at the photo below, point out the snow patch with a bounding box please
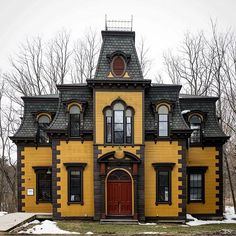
[19,220,78,234]
[86,232,93,235]
[0,211,7,217]
[187,206,236,226]
[181,110,190,115]
[139,222,157,225]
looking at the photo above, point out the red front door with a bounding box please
[107,170,132,216]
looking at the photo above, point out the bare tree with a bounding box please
[72,29,100,83]
[44,30,72,93]
[0,79,18,212]
[4,37,45,106]
[164,32,215,95]
[137,37,152,78]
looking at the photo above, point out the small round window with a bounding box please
[112,56,126,77]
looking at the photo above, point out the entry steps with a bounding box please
[0,212,52,232]
[100,218,139,224]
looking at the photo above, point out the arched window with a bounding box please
[158,105,169,137]
[189,115,202,143]
[69,105,81,137]
[37,114,51,143]
[38,115,51,128]
[112,56,126,77]
[104,101,133,144]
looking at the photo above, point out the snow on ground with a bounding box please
[0,211,7,217]
[18,220,79,234]
[187,206,236,226]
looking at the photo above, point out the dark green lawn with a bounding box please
[57,221,236,235]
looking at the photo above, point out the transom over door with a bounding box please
[107,170,132,216]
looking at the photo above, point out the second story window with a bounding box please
[104,101,134,144]
[189,115,202,143]
[157,105,169,137]
[69,105,81,137]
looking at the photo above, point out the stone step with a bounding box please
[100,219,139,225]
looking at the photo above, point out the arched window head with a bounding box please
[113,102,125,111]
[158,105,169,114]
[157,105,169,137]
[189,115,202,143]
[38,115,51,125]
[69,105,81,114]
[104,101,134,144]
[69,104,81,137]
[111,56,126,77]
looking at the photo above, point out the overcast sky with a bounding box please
[0,0,236,81]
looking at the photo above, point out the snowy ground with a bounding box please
[186,206,236,226]
[0,211,7,217]
[15,206,236,234]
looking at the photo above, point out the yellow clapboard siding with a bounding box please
[95,91,143,144]
[145,141,182,217]
[187,147,219,214]
[57,141,94,217]
[21,147,52,213]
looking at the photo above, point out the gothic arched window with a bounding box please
[104,101,134,144]
[69,104,81,137]
[157,105,169,137]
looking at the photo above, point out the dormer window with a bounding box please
[37,114,51,127]
[157,105,169,137]
[189,115,202,143]
[112,56,126,77]
[69,104,81,137]
[36,113,52,143]
[104,100,134,144]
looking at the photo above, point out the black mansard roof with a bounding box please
[11,29,228,143]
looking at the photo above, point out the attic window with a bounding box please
[112,56,126,77]
[37,113,51,127]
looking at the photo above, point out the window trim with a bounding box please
[156,104,170,138]
[64,163,87,205]
[152,163,175,205]
[33,166,52,204]
[103,100,134,145]
[111,55,126,77]
[187,166,208,204]
[68,103,82,138]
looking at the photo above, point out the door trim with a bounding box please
[105,168,134,216]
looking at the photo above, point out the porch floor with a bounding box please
[0,212,52,232]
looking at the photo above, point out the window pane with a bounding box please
[114,131,124,143]
[106,121,112,143]
[37,170,52,202]
[113,102,124,110]
[158,105,168,114]
[159,122,168,136]
[69,105,81,114]
[69,169,81,202]
[38,115,50,124]
[189,174,203,201]
[125,109,132,117]
[70,114,80,137]
[114,111,123,123]
[158,171,169,202]
[105,109,112,117]
[159,114,168,122]
[115,124,123,131]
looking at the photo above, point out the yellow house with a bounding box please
[11,27,228,222]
